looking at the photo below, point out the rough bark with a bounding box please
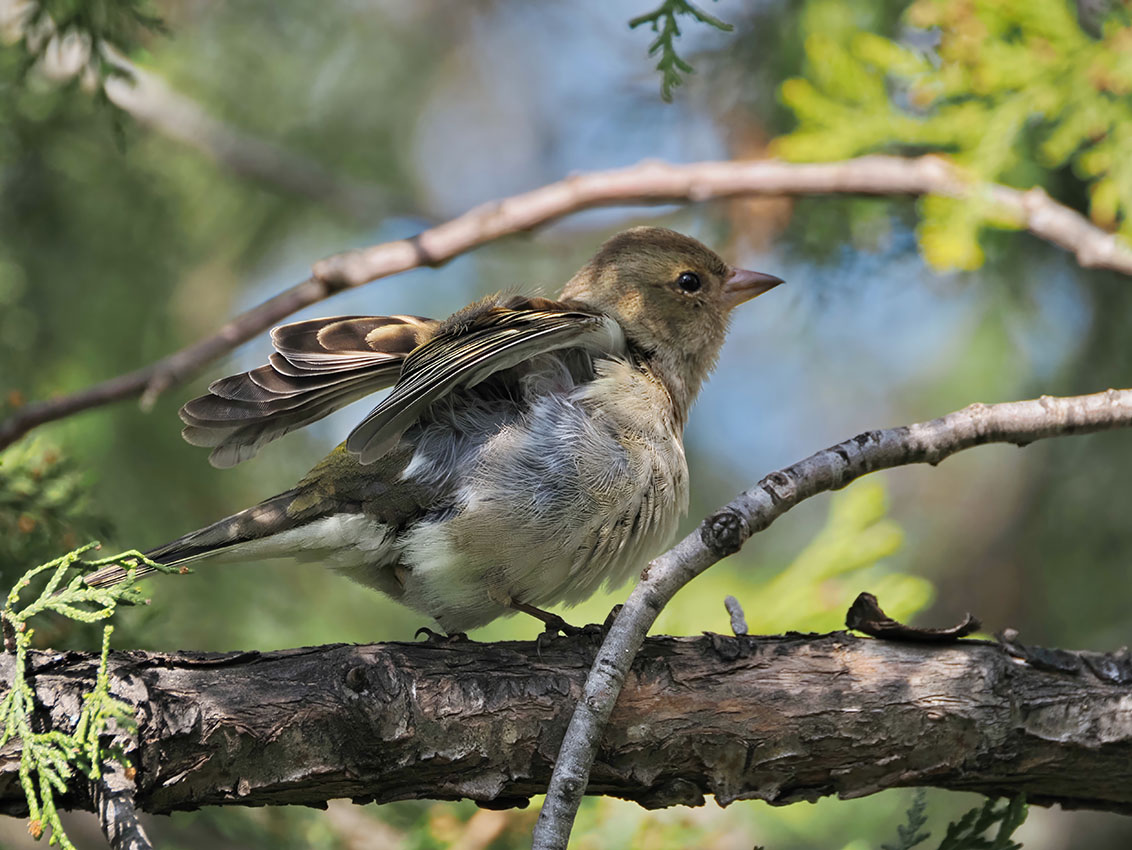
[2,632,1131,817]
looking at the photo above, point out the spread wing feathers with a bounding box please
[180,314,437,468]
[346,305,626,464]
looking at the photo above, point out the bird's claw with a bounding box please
[415,627,469,644]
[539,614,585,637]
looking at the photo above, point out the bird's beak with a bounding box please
[721,267,784,310]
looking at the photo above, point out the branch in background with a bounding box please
[3,154,1132,450]
[531,387,1132,849]
[100,57,383,219]
[0,0,383,218]
[1,633,1131,815]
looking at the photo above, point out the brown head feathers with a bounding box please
[561,226,782,417]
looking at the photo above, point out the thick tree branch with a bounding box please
[2,632,1132,817]
[3,155,1130,450]
[532,387,1132,849]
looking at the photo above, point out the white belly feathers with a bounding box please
[391,358,689,632]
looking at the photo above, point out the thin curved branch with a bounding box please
[4,155,1131,449]
[531,387,1132,850]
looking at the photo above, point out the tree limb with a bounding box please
[2,632,1132,817]
[532,387,1132,849]
[3,155,1131,450]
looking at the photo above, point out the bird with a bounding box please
[84,227,783,633]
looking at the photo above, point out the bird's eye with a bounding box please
[676,271,701,293]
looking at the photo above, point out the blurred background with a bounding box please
[2,0,1131,847]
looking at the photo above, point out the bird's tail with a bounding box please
[83,489,305,589]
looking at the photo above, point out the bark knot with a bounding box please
[344,665,368,693]
[701,509,748,557]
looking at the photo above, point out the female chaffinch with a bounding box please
[85,227,782,633]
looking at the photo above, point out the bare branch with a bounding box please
[3,155,1130,450]
[92,764,154,850]
[532,387,1132,849]
[2,632,1132,816]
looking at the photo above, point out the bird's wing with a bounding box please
[346,300,625,464]
[180,314,437,468]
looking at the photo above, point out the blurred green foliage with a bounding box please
[776,0,1132,269]
[9,0,164,116]
[0,441,111,581]
[886,791,932,850]
[882,792,1027,850]
[150,785,1023,850]
[15,0,163,60]
[935,796,1027,850]
[745,479,928,634]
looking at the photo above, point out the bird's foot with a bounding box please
[414,626,469,644]
[541,614,589,638]
[544,606,623,638]
[507,599,587,636]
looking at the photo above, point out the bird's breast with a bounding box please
[386,355,690,631]
[446,359,687,592]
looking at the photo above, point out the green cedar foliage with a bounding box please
[884,792,1027,850]
[629,0,734,101]
[777,0,1132,270]
[0,543,177,848]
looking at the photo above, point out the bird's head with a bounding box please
[561,226,782,414]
